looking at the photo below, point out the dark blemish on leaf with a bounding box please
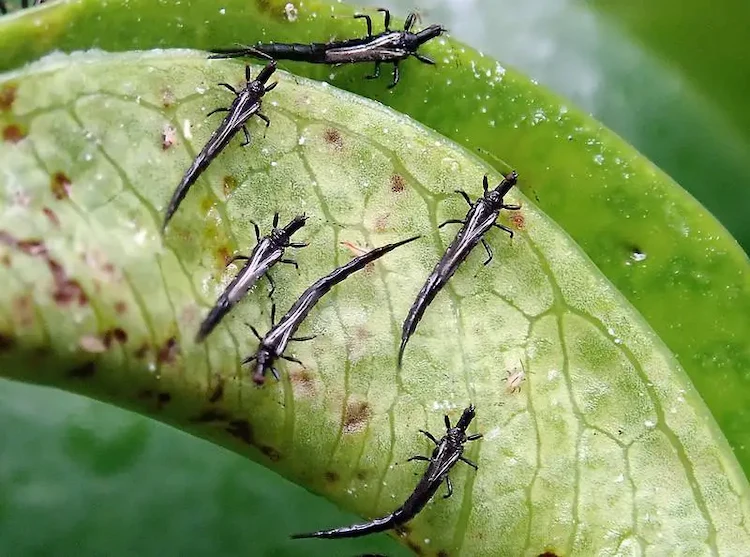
[69,361,95,378]
[437,551,449,557]
[374,213,389,233]
[103,328,128,347]
[510,211,525,230]
[51,172,71,200]
[49,259,88,306]
[162,124,177,150]
[192,408,231,423]
[538,553,560,557]
[157,337,179,364]
[42,207,60,227]
[157,392,171,409]
[405,539,423,555]
[1,254,10,267]
[114,301,127,315]
[0,84,17,111]
[0,332,14,351]
[209,376,225,403]
[13,295,34,327]
[355,469,368,481]
[217,246,231,267]
[260,445,281,462]
[222,175,238,196]
[161,88,176,108]
[343,400,371,434]
[134,343,149,359]
[323,127,343,148]
[390,174,405,192]
[2,124,24,143]
[289,369,315,397]
[226,419,254,444]
[324,470,339,483]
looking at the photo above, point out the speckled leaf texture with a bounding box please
[1,51,748,555]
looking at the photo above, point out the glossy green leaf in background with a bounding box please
[2,50,749,556]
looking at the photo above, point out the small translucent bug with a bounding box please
[505,360,527,394]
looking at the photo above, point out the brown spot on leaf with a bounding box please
[134,343,149,359]
[323,127,342,148]
[437,551,450,557]
[222,175,238,196]
[12,295,34,327]
[2,124,24,143]
[69,361,95,378]
[355,469,368,481]
[103,328,128,347]
[405,540,423,555]
[217,246,231,267]
[226,419,254,444]
[42,207,60,227]
[324,471,339,483]
[114,301,127,315]
[0,333,14,351]
[343,400,371,434]
[49,260,88,306]
[1,254,10,267]
[0,84,17,112]
[260,445,281,461]
[373,213,389,233]
[51,172,71,200]
[157,337,179,364]
[209,376,225,403]
[289,369,315,397]
[390,174,405,192]
[510,211,525,230]
[192,409,231,423]
[162,124,177,150]
[157,392,171,409]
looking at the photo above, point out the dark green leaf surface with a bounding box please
[1,50,749,555]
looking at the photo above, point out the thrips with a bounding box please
[292,405,481,539]
[399,172,521,365]
[162,61,277,231]
[243,235,420,384]
[195,213,308,342]
[209,9,444,88]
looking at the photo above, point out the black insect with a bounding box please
[209,9,444,89]
[398,172,520,365]
[195,213,308,343]
[162,61,277,231]
[292,404,481,540]
[1,0,45,13]
[243,235,420,384]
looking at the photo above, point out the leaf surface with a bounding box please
[1,50,749,555]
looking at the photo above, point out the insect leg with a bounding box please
[290,334,317,342]
[241,125,252,147]
[438,219,464,229]
[387,63,400,89]
[444,414,452,429]
[455,189,473,206]
[419,429,439,445]
[483,175,490,193]
[273,212,280,227]
[289,242,309,249]
[245,323,263,341]
[226,254,250,266]
[266,273,276,298]
[467,433,483,441]
[271,367,280,380]
[250,219,261,242]
[460,456,478,470]
[407,455,430,463]
[404,12,416,31]
[366,62,382,80]
[493,223,515,239]
[256,113,271,138]
[281,354,304,366]
[377,7,391,31]
[218,83,239,95]
[241,355,257,365]
[280,258,300,272]
[503,203,522,211]
[413,53,436,65]
[271,302,276,326]
[206,107,230,118]
[353,13,373,37]
[443,476,453,499]
[481,239,493,266]
[264,81,278,93]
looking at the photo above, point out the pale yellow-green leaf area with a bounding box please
[0,51,748,556]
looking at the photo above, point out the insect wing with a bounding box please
[225,240,282,304]
[423,440,462,484]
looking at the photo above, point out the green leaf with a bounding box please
[2,50,749,554]
[2,0,750,479]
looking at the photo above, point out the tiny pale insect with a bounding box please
[505,360,527,394]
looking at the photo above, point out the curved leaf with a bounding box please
[1,50,749,555]
[1,0,750,479]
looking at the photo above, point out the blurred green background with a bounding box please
[1,0,748,556]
